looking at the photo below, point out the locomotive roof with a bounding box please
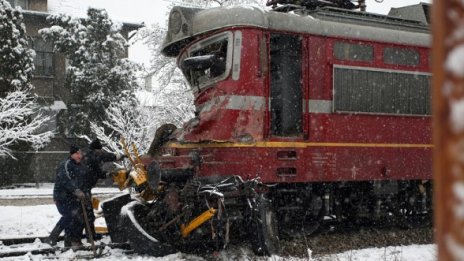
[162,5,430,57]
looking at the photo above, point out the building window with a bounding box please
[31,38,54,77]
[334,41,373,62]
[7,0,27,9]
[384,47,420,66]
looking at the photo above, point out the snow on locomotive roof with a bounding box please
[162,4,430,57]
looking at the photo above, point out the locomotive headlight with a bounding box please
[170,11,182,34]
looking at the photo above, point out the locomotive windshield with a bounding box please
[180,32,233,91]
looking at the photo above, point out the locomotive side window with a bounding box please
[333,42,373,62]
[270,34,303,136]
[384,47,420,66]
[334,66,431,115]
[180,32,233,91]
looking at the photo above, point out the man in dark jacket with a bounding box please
[48,145,87,247]
[83,138,120,191]
[82,138,123,240]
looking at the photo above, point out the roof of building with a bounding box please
[22,0,143,31]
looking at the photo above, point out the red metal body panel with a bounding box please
[309,36,331,100]
[165,145,431,183]
[308,114,431,144]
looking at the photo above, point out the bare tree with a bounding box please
[0,91,54,158]
[83,87,193,155]
[76,92,152,155]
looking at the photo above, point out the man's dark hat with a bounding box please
[89,138,103,150]
[70,145,80,155]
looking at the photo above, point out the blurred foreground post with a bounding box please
[433,0,464,260]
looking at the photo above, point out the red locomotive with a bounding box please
[102,0,432,256]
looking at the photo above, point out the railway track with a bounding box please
[0,236,130,258]
[0,225,433,259]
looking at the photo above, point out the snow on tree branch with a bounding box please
[0,90,54,159]
[78,95,158,155]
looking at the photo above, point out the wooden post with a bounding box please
[81,200,97,257]
[433,0,464,260]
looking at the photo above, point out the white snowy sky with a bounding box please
[47,0,432,67]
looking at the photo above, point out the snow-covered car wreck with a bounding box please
[102,0,432,256]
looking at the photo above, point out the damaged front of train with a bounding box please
[101,5,279,256]
[102,156,274,256]
[101,129,277,256]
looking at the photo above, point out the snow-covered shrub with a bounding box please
[39,8,139,136]
[0,0,35,94]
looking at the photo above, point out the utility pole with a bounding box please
[433,0,464,260]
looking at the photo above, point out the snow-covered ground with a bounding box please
[0,183,119,199]
[0,186,436,260]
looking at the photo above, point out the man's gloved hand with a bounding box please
[74,189,86,200]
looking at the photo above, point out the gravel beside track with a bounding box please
[279,226,433,257]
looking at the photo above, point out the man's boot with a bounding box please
[71,240,83,251]
[44,224,63,246]
[64,236,72,248]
